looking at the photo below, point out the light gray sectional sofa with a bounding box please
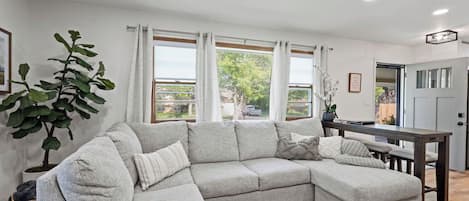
[37,118,422,201]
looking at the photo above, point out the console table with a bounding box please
[322,121,451,201]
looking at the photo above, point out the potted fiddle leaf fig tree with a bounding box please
[0,30,115,181]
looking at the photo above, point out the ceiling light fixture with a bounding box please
[426,30,458,44]
[432,8,449,16]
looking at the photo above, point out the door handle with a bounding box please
[457,121,465,126]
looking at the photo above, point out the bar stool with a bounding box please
[389,148,438,193]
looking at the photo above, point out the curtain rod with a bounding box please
[126,25,323,50]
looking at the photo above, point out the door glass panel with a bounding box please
[428,69,438,88]
[416,70,427,88]
[440,67,452,88]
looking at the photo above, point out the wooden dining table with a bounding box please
[322,121,451,201]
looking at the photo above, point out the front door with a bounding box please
[405,57,467,171]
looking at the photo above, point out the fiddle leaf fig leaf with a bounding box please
[53,117,71,128]
[20,118,39,130]
[0,103,15,112]
[70,79,90,93]
[73,56,93,71]
[42,137,61,151]
[24,106,51,117]
[7,110,24,127]
[68,30,81,41]
[85,93,105,104]
[48,58,72,65]
[35,80,61,90]
[54,33,71,52]
[2,90,26,106]
[79,44,94,48]
[96,78,115,90]
[75,107,91,120]
[29,89,50,103]
[53,98,74,112]
[97,62,105,77]
[19,96,33,109]
[75,98,98,113]
[72,46,97,57]
[19,64,30,81]
[12,123,42,139]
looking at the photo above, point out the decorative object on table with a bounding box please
[348,73,361,93]
[314,65,339,121]
[0,27,12,94]
[0,30,116,180]
[8,180,36,201]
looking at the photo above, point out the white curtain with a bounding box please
[196,33,222,122]
[269,41,291,121]
[126,25,153,123]
[313,45,330,117]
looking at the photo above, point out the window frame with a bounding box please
[152,36,197,123]
[286,52,314,121]
[151,37,315,122]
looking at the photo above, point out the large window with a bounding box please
[153,39,197,121]
[216,47,273,120]
[287,53,314,119]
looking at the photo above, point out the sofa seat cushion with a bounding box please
[235,120,279,160]
[295,159,421,201]
[242,158,310,190]
[133,184,204,201]
[134,168,194,193]
[191,161,259,198]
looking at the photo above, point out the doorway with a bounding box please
[375,63,404,126]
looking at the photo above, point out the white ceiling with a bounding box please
[64,0,469,45]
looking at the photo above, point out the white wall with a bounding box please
[0,0,414,197]
[414,40,469,63]
[0,0,30,198]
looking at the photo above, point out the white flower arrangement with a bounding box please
[313,65,339,114]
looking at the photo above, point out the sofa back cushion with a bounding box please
[129,121,189,154]
[275,118,324,140]
[106,122,143,185]
[189,122,239,163]
[235,120,278,160]
[56,137,133,201]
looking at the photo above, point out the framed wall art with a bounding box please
[0,27,11,94]
[348,73,361,93]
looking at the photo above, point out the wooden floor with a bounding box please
[425,169,469,201]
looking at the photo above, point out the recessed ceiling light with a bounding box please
[363,0,376,2]
[433,9,449,16]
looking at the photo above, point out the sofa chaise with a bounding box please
[37,118,422,201]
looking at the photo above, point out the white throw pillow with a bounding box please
[291,133,342,158]
[134,141,190,190]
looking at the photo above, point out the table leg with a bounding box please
[414,140,426,201]
[338,129,345,137]
[436,136,449,201]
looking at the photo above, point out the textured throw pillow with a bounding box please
[134,141,190,191]
[276,137,322,160]
[334,155,386,169]
[57,137,134,201]
[291,133,342,158]
[341,139,372,157]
